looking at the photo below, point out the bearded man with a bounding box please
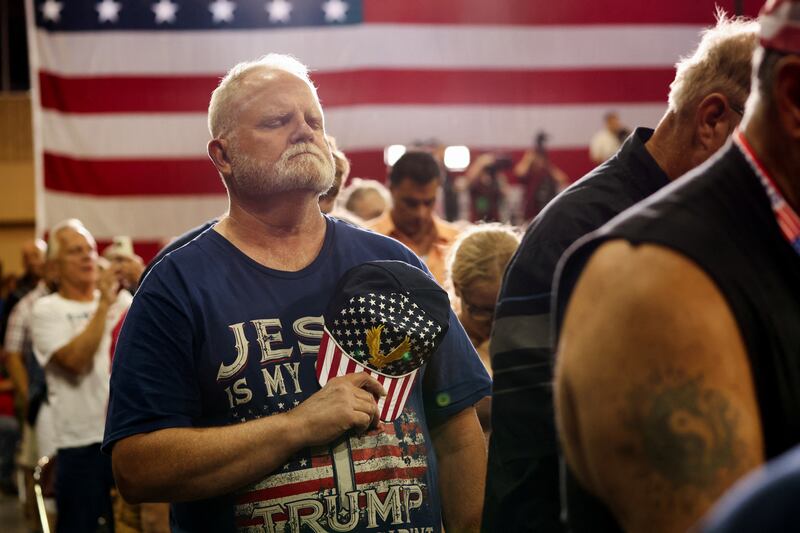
[103,54,490,533]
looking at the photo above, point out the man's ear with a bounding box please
[774,56,800,142]
[694,92,733,153]
[208,138,232,177]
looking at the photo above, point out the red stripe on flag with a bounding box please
[235,460,427,507]
[779,207,800,236]
[777,209,800,238]
[315,334,330,377]
[236,477,337,505]
[350,443,426,462]
[326,341,344,382]
[266,443,428,470]
[39,71,218,114]
[364,0,740,25]
[380,376,399,420]
[354,466,428,486]
[39,69,673,113]
[44,148,596,197]
[43,153,223,196]
[97,239,164,265]
[390,374,412,421]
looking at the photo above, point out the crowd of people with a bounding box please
[0,2,799,532]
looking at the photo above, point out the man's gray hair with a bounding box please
[208,53,319,139]
[47,218,90,260]
[668,11,759,115]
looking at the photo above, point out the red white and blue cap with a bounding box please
[760,0,800,54]
[315,261,450,422]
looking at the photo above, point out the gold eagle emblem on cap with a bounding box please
[365,325,410,369]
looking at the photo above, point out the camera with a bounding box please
[486,154,513,174]
[534,131,549,153]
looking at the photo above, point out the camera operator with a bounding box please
[514,132,569,222]
[462,152,512,222]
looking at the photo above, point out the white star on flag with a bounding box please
[96,0,122,23]
[209,0,235,23]
[266,0,291,23]
[40,0,63,22]
[322,0,348,22]
[152,0,179,24]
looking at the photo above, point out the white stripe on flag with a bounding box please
[393,374,417,421]
[318,334,337,387]
[43,191,227,240]
[40,103,667,157]
[336,347,352,377]
[373,373,389,417]
[34,25,704,75]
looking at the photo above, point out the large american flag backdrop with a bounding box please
[25,0,762,261]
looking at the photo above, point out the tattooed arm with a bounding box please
[554,241,764,533]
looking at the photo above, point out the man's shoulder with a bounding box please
[363,212,392,235]
[30,293,90,323]
[331,216,418,259]
[15,285,46,313]
[143,229,219,281]
[535,160,634,240]
[433,216,461,243]
[31,292,61,313]
[508,163,628,271]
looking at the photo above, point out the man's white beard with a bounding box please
[228,142,335,197]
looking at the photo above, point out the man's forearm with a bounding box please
[51,301,110,375]
[113,410,307,504]
[432,406,487,532]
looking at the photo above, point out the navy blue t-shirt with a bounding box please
[104,216,490,533]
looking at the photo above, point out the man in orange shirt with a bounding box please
[368,151,460,284]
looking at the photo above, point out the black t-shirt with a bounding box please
[554,141,800,531]
[484,128,669,532]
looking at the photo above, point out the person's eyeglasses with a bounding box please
[730,103,745,116]
[462,298,495,322]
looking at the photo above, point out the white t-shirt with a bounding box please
[589,128,621,164]
[31,290,132,450]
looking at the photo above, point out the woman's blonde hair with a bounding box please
[447,223,520,292]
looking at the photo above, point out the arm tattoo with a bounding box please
[625,372,741,490]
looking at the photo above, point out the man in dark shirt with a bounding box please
[554,1,800,531]
[483,14,759,532]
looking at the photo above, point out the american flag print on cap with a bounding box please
[760,0,800,54]
[315,261,450,422]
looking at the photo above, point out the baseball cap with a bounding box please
[760,0,800,54]
[315,260,450,422]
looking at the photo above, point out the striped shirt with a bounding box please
[3,281,51,355]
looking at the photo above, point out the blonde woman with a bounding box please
[447,224,520,434]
